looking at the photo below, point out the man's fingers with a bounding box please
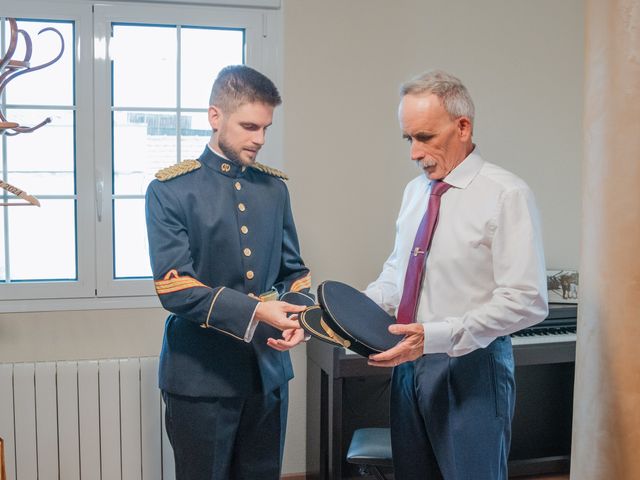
[267,328,305,351]
[282,303,306,313]
[282,328,297,341]
[369,343,406,362]
[267,338,288,351]
[368,354,406,368]
[280,318,300,331]
[388,323,422,335]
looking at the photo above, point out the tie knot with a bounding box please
[430,180,452,197]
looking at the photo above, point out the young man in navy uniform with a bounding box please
[145,65,311,479]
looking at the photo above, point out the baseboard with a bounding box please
[281,474,306,480]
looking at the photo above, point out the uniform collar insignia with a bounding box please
[200,147,288,180]
[201,147,245,178]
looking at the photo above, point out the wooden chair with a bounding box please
[0,436,7,480]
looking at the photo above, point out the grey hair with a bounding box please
[400,70,475,123]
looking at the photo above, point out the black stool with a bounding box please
[346,428,393,480]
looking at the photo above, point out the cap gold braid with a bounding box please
[250,162,289,181]
[155,160,202,181]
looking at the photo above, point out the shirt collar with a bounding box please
[442,146,484,189]
[201,144,247,178]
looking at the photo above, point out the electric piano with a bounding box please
[510,303,577,366]
[306,303,578,479]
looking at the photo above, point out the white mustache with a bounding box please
[417,160,436,168]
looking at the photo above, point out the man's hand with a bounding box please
[267,327,306,351]
[368,323,425,367]
[254,300,305,331]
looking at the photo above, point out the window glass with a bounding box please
[2,18,76,283]
[180,111,210,159]
[113,110,177,196]
[5,109,75,195]
[113,198,150,279]
[111,24,177,109]
[3,20,73,106]
[111,24,245,279]
[8,199,76,281]
[180,27,244,109]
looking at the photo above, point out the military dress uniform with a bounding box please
[145,145,311,480]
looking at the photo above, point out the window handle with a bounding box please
[96,176,104,222]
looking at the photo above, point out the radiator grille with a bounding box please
[0,358,174,480]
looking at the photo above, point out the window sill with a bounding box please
[0,295,162,314]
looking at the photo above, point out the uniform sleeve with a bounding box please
[272,185,311,295]
[145,180,259,341]
[423,186,549,356]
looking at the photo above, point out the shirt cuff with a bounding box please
[243,303,261,342]
[422,321,454,354]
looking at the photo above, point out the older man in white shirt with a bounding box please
[366,70,548,479]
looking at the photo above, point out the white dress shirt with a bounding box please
[365,149,548,357]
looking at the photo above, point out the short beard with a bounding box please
[219,137,252,167]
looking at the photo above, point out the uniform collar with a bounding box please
[442,146,484,189]
[200,144,247,178]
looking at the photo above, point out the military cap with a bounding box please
[279,290,316,307]
[300,281,399,357]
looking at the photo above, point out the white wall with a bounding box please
[0,0,584,475]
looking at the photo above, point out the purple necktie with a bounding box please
[396,180,452,324]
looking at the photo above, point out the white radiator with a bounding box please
[0,357,175,480]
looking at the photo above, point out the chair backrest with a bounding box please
[0,436,6,480]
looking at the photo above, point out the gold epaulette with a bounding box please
[250,162,289,181]
[155,160,202,181]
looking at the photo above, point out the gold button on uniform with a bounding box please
[235,182,242,190]
[241,225,248,234]
[238,203,246,212]
[246,270,254,280]
[243,248,252,257]
[221,163,231,172]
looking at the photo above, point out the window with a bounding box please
[0,1,282,310]
[109,23,244,280]
[2,19,76,283]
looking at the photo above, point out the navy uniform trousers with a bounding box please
[163,385,288,480]
[390,336,515,480]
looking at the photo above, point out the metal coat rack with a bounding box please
[0,17,64,207]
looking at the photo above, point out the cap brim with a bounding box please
[299,305,342,346]
[279,290,316,307]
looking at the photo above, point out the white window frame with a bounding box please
[0,0,283,312]
[1,2,95,303]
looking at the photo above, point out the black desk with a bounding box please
[306,305,577,479]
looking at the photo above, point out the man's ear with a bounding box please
[457,116,473,141]
[208,105,222,131]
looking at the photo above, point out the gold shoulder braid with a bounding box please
[155,160,202,182]
[249,162,289,181]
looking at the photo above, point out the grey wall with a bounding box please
[0,0,584,475]
[284,0,583,290]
